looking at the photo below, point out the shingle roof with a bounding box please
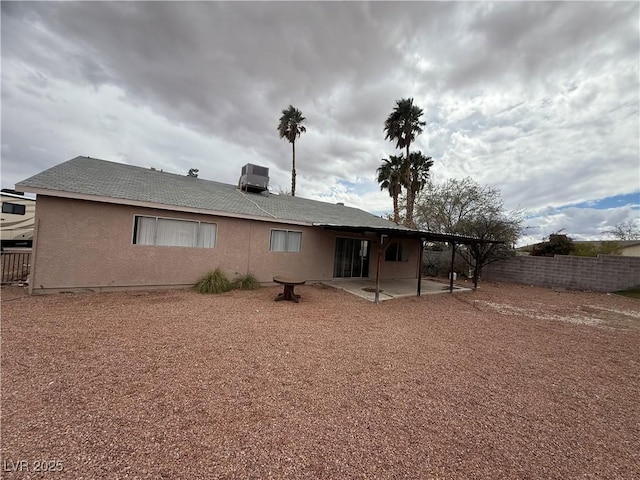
[17,156,412,231]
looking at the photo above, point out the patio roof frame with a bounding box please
[318,224,504,303]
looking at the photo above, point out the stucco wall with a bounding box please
[30,196,419,293]
[621,244,640,257]
[483,254,640,292]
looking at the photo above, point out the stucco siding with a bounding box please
[621,244,640,257]
[378,238,420,278]
[32,196,247,291]
[30,196,418,293]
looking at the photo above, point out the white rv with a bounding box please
[1,191,36,248]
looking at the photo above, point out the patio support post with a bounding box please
[449,242,456,293]
[375,234,386,304]
[417,239,424,297]
[473,243,480,290]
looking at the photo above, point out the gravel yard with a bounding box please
[2,281,639,479]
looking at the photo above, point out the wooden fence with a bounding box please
[1,251,31,284]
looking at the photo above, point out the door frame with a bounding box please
[333,236,371,278]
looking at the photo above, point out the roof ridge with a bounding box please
[72,156,237,189]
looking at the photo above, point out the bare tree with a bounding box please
[603,220,640,241]
[414,177,523,280]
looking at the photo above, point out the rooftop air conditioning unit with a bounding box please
[239,164,269,193]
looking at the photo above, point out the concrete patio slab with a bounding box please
[321,277,471,302]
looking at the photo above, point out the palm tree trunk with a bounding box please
[393,193,400,223]
[405,144,414,228]
[291,141,296,197]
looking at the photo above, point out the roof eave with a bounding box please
[315,223,505,244]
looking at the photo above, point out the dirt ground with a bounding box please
[1,281,639,479]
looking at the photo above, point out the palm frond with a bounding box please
[278,105,306,143]
[383,97,426,150]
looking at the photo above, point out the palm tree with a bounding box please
[383,97,425,227]
[377,155,404,223]
[407,151,434,218]
[277,105,306,197]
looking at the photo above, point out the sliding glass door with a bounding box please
[333,238,370,278]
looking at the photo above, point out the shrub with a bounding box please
[233,272,260,290]
[572,243,598,257]
[614,288,640,300]
[194,268,232,294]
[531,233,574,256]
[573,241,622,257]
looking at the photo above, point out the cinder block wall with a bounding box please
[484,254,640,292]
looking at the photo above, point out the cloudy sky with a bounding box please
[1,1,638,245]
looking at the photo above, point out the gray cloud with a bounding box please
[1,1,638,244]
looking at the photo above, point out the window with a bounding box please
[270,229,302,252]
[385,241,406,262]
[2,203,26,215]
[133,215,216,248]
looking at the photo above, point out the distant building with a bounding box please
[576,240,640,257]
[517,240,640,257]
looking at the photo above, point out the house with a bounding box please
[518,240,640,257]
[618,241,640,257]
[578,240,640,257]
[16,156,431,295]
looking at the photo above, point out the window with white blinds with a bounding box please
[270,229,302,252]
[133,216,216,248]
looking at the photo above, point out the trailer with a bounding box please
[1,191,35,248]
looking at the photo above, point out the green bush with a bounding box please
[194,268,233,294]
[614,288,640,300]
[233,272,260,290]
[572,243,598,257]
[531,233,574,256]
[573,241,622,257]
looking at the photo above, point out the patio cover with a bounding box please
[315,224,504,303]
